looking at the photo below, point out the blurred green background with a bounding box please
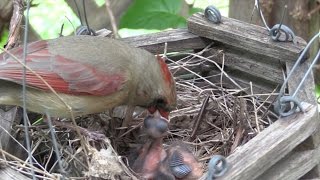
[0,0,228,46]
[0,0,228,52]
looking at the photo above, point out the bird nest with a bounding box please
[2,46,278,179]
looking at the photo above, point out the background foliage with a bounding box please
[0,0,228,48]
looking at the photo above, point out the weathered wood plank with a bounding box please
[187,13,306,62]
[122,28,209,54]
[205,47,284,84]
[286,62,317,106]
[258,147,320,180]
[218,102,318,180]
[208,69,277,95]
[286,59,319,178]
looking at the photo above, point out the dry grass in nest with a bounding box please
[2,46,279,179]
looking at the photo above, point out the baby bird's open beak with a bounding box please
[144,110,169,139]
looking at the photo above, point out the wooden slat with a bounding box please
[286,62,317,107]
[187,13,306,62]
[208,69,278,95]
[206,48,284,84]
[122,28,209,54]
[286,59,319,177]
[258,147,320,180]
[218,102,318,180]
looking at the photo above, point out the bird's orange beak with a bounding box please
[148,107,169,120]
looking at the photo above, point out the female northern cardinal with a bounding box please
[0,36,176,120]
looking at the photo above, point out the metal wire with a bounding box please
[73,0,82,25]
[73,0,95,36]
[204,5,222,24]
[274,32,320,116]
[22,0,36,179]
[254,0,296,43]
[206,155,228,179]
[82,0,90,32]
[46,113,66,178]
[255,0,270,31]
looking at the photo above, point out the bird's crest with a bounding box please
[156,55,173,85]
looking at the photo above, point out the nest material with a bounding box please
[2,47,278,179]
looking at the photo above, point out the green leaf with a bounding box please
[120,0,186,30]
[29,0,80,39]
[0,29,8,53]
[316,84,320,97]
[189,7,203,16]
[118,28,161,38]
[95,0,105,7]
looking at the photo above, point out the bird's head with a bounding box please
[147,55,176,120]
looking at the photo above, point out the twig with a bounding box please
[0,149,55,178]
[5,0,24,49]
[0,125,46,172]
[120,122,143,138]
[190,95,210,140]
[308,3,320,17]
[230,97,246,153]
[105,0,119,38]
[47,119,106,141]
[179,52,243,90]
[250,82,260,132]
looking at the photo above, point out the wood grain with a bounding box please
[258,147,320,180]
[286,58,319,177]
[188,13,306,62]
[122,28,209,54]
[218,103,318,180]
[205,47,284,84]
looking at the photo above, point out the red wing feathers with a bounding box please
[0,40,124,96]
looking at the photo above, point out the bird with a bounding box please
[144,110,170,138]
[165,143,203,179]
[131,132,203,180]
[131,137,169,179]
[0,36,176,123]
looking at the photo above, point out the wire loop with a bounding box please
[206,155,228,179]
[76,25,96,36]
[274,96,304,117]
[274,32,320,117]
[204,5,222,24]
[269,24,296,42]
[254,0,295,43]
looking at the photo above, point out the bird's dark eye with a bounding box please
[156,98,165,105]
[155,98,167,109]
